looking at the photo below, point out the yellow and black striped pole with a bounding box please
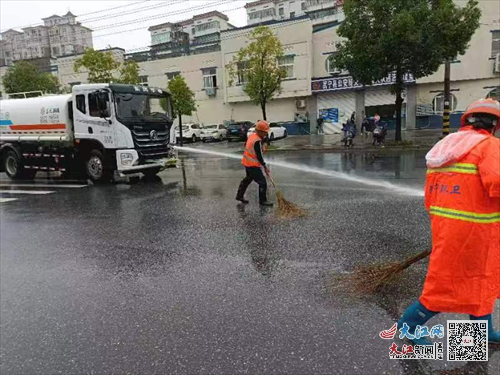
[442,59,451,137]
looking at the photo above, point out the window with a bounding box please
[249,8,276,20]
[301,2,307,11]
[492,31,500,58]
[278,55,295,79]
[76,94,86,114]
[432,93,458,115]
[52,46,60,55]
[166,71,180,81]
[202,68,217,88]
[195,21,220,33]
[326,53,340,74]
[236,62,248,85]
[152,32,171,45]
[290,11,296,18]
[279,7,284,16]
[139,75,149,87]
[88,92,110,117]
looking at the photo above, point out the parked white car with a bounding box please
[175,123,202,143]
[200,124,226,142]
[247,122,288,142]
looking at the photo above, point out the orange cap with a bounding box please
[255,120,270,133]
[461,98,500,129]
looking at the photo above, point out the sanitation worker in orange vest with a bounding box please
[236,120,273,206]
[398,98,500,346]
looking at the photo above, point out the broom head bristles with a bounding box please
[344,249,432,294]
[348,262,405,294]
[275,190,308,219]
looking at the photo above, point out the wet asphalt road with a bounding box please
[1,147,499,374]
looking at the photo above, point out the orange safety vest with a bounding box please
[420,127,500,316]
[242,133,264,168]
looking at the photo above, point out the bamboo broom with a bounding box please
[347,249,432,294]
[266,171,308,219]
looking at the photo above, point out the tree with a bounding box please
[167,75,196,146]
[227,26,286,120]
[118,60,140,84]
[334,0,481,141]
[74,48,120,83]
[3,61,60,94]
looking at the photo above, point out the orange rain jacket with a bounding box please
[420,127,500,316]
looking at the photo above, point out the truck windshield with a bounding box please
[115,93,171,121]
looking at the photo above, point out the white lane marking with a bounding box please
[0,198,19,203]
[0,184,88,189]
[0,190,55,195]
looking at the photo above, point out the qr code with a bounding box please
[447,320,488,361]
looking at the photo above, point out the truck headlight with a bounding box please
[120,153,134,166]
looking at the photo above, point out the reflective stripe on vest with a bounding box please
[427,163,478,175]
[430,206,500,224]
[242,134,262,167]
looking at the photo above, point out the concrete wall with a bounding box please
[138,51,227,125]
[417,78,500,112]
[312,23,342,78]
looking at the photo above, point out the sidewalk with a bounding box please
[267,129,444,152]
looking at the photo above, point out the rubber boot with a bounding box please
[470,314,500,344]
[397,300,439,346]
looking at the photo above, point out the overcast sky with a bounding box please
[0,0,249,51]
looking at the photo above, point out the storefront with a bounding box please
[311,73,416,132]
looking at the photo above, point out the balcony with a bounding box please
[192,21,221,38]
[305,0,338,12]
[248,8,277,25]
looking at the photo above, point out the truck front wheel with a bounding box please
[4,150,36,180]
[85,150,111,183]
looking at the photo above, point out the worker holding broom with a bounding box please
[398,98,500,346]
[236,120,274,207]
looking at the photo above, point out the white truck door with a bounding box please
[73,91,118,149]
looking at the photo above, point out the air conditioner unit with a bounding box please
[494,53,500,74]
[296,99,307,109]
[205,87,217,96]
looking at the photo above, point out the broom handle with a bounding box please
[265,168,277,189]
[400,249,432,269]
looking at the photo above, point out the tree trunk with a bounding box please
[178,113,183,146]
[394,69,404,142]
[261,103,267,121]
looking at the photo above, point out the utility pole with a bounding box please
[442,59,451,137]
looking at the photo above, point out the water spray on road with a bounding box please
[173,146,424,197]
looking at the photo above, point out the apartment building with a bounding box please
[147,11,235,59]
[0,11,93,66]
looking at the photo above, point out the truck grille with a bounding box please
[131,129,170,159]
